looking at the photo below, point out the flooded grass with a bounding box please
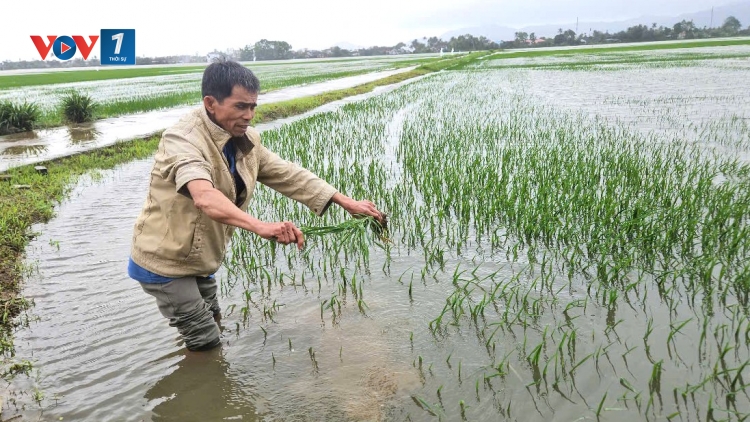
[0,59,463,405]
[4,45,749,421]
[0,55,438,89]
[470,44,750,70]
[220,53,750,420]
[0,64,208,89]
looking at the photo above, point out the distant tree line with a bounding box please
[0,34,498,70]
[230,35,498,61]
[503,16,750,48]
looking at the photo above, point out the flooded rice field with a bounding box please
[0,67,417,172]
[0,55,429,112]
[5,49,750,421]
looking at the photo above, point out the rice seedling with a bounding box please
[190,45,750,420]
[411,395,442,418]
[308,347,319,372]
[59,90,98,123]
[0,100,40,134]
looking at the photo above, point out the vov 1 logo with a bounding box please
[30,35,99,61]
[30,29,135,65]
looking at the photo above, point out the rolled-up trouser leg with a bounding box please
[196,276,221,317]
[140,277,220,351]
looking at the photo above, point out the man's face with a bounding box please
[204,85,258,137]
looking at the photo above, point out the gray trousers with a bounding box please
[141,276,221,351]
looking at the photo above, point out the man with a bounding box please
[128,60,384,351]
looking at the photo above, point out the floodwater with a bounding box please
[4,74,440,422]
[0,67,415,172]
[4,157,441,421]
[5,53,750,421]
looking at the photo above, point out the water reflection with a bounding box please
[0,144,48,156]
[1,130,39,141]
[146,347,258,422]
[67,124,101,144]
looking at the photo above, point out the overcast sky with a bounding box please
[0,0,741,61]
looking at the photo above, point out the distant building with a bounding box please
[206,52,223,63]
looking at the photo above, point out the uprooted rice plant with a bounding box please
[219,51,750,421]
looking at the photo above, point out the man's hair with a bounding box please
[201,59,260,102]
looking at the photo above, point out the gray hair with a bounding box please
[201,59,260,102]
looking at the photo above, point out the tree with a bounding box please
[446,34,498,52]
[723,16,742,34]
[673,20,696,38]
[529,32,537,44]
[253,39,293,61]
[238,45,254,61]
[564,29,577,44]
[411,39,428,53]
[330,46,351,57]
[514,32,529,45]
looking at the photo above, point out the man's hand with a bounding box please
[187,180,305,250]
[331,193,385,224]
[256,221,305,250]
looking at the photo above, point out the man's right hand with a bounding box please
[255,221,305,250]
[187,180,305,250]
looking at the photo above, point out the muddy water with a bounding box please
[8,56,750,421]
[5,156,473,421]
[0,67,416,172]
[4,75,447,422]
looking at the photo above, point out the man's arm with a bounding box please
[256,145,385,222]
[187,179,305,249]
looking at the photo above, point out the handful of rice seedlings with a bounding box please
[300,214,390,253]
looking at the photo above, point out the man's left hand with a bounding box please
[332,193,385,224]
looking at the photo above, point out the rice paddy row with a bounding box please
[468,45,750,71]
[0,54,438,89]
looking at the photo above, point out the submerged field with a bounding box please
[0,55,437,126]
[224,46,750,420]
[6,45,750,420]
